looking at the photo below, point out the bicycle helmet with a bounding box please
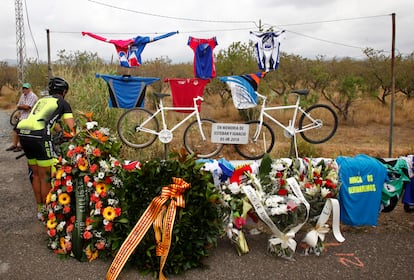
[48,77,69,94]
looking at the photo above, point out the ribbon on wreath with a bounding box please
[72,179,88,260]
[302,198,345,247]
[106,177,191,280]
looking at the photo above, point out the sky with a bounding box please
[1,0,413,64]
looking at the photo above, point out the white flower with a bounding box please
[107,198,116,206]
[68,144,75,150]
[51,193,57,202]
[228,182,241,195]
[305,185,319,196]
[265,195,285,208]
[321,187,331,198]
[86,121,98,130]
[94,208,101,215]
[56,221,66,232]
[99,127,110,135]
[86,225,93,231]
[223,193,232,202]
[270,204,288,215]
[98,172,105,179]
[50,241,58,250]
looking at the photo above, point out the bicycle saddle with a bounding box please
[291,89,309,95]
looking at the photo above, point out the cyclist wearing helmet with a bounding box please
[17,77,75,219]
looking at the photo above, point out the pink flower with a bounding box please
[234,216,246,229]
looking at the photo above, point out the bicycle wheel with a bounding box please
[10,109,21,126]
[299,104,338,144]
[234,120,275,160]
[183,119,224,158]
[117,108,159,148]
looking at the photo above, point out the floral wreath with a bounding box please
[42,112,135,261]
[207,155,342,259]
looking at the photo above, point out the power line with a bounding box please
[87,0,256,25]
[24,0,39,61]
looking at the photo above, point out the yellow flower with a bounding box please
[103,206,116,221]
[46,192,52,204]
[78,158,89,171]
[96,182,107,194]
[56,168,64,180]
[58,193,71,205]
[86,245,99,262]
[60,237,66,250]
[47,219,58,229]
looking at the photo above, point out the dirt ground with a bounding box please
[0,108,414,280]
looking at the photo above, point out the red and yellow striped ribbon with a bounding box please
[106,177,190,280]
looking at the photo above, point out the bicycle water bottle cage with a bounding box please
[292,89,309,95]
[153,92,170,99]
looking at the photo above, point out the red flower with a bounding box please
[114,208,122,217]
[95,200,103,210]
[83,230,93,240]
[90,194,100,203]
[66,223,74,233]
[66,185,73,193]
[314,177,323,186]
[277,189,288,196]
[48,229,56,237]
[234,216,246,229]
[69,216,76,223]
[93,148,101,157]
[105,177,112,184]
[95,241,105,250]
[54,179,62,187]
[104,222,113,232]
[84,175,90,183]
[63,205,71,214]
[89,163,98,174]
[64,165,72,174]
[279,178,286,186]
[276,171,283,178]
[48,212,56,220]
[325,179,336,189]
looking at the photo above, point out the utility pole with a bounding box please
[15,0,26,93]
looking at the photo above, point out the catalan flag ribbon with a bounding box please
[106,177,191,280]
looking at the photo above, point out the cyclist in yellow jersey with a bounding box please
[17,77,75,219]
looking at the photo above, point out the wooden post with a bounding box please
[388,13,396,158]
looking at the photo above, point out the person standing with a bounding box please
[16,77,75,219]
[6,83,38,152]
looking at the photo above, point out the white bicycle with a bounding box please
[117,92,223,158]
[234,89,338,160]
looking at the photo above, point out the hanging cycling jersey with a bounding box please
[165,78,210,113]
[187,36,218,79]
[96,74,159,109]
[250,30,284,72]
[219,72,266,109]
[82,31,178,68]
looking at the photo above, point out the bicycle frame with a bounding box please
[136,95,208,143]
[254,92,321,140]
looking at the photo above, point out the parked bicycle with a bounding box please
[9,109,21,126]
[234,89,338,160]
[116,92,224,158]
